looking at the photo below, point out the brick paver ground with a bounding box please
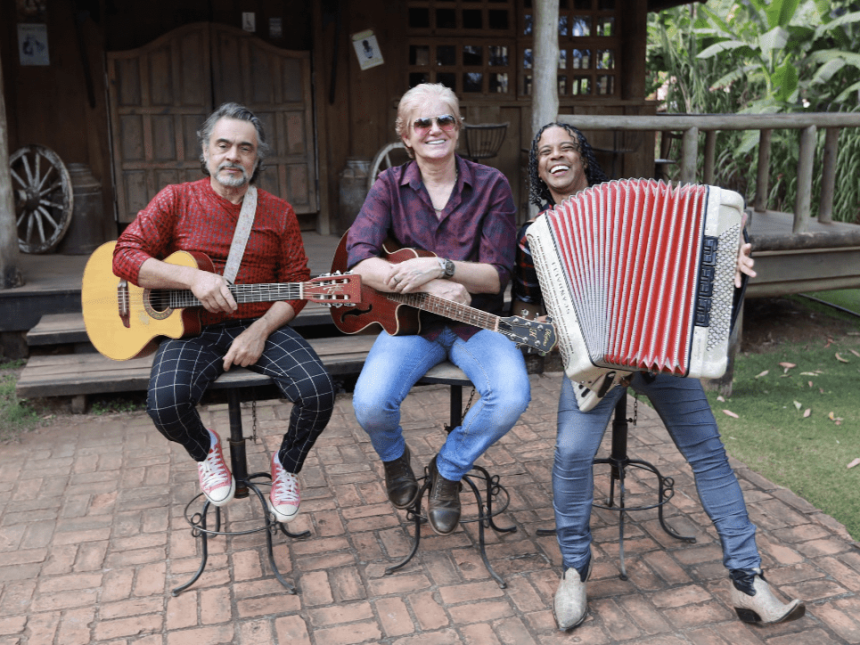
[2,372,859,644]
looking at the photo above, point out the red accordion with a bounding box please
[527,179,744,398]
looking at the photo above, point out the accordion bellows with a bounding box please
[527,178,744,384]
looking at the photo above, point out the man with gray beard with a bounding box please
[113,103,335,523]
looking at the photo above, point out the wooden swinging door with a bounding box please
[107,22,317,224]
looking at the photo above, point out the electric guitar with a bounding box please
[82,241,361,361]
[329,234,557,354]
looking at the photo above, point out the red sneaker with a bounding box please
[269,453,300,523]
[197,429,235,506]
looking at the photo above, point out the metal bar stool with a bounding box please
[384,361,517,588]
[538,393,695,580]
[172,369,310,596]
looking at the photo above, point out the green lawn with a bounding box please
[707,290,860,540]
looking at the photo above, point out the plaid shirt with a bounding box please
[113,179,310,326]
[346,156,517,338]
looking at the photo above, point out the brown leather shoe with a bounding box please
[382,445,418,509]
[427,456,461,535]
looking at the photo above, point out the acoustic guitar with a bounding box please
[329,234,557,354]
[82,241,362,361]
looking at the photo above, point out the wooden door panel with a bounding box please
[211,24,317,214]
[108,22,318,223]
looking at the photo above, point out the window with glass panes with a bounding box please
[519,0,620,98]
[406,1,516,96]
[406,0,620,98]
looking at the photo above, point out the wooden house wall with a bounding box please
[3,0,657,246]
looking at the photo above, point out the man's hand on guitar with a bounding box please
[386,257,444,293]
[191,271,238,314]
[421,279,471,305]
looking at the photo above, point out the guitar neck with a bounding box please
[168,283,306,309]
[387,293,500,332]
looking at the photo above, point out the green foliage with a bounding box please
[0,368,41,441]
[706,328,860,540]
[647,1,860,223]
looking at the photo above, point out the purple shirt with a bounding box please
[347,155,517,337]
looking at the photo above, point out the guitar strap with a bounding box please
[222,185,258,284]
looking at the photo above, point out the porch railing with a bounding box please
[557,113,860,234]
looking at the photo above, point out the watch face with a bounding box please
[444,259,455,277]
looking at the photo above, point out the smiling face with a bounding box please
[536,126,589,204]
[401,97,460,164]
[202,117,259,191]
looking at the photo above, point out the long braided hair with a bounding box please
[528,122,610,207]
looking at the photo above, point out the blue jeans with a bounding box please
[554,372,761,573]
[353,327,531,481]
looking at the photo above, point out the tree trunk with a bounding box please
[0,48,23,289]
[531,0,559,140]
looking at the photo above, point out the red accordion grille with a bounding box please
[546,179,709,375]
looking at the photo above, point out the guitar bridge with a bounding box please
[117,279,131,329]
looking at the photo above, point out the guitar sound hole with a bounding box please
[149,290,170,313]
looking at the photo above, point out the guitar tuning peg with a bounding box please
[521,309,529,317]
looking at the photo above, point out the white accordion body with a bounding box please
[527,179,744,400]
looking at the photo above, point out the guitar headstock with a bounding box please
[304,273,362,306]
[499,314,558,354]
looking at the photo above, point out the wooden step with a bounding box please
[16,335,377,400]
[26,305,340,349]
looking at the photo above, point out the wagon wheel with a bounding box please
[368,141,409,192]
[10,145,74,253]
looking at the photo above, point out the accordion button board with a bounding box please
[527,178,744,390]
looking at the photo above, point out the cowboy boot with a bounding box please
[729,570,805,624]
[554,558,591,631]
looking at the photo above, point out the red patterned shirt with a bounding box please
[113,178,310,326]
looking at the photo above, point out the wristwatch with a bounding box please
[438,257,455,279]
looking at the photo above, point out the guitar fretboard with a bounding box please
[165,284,306,309]
[387,293,500,332]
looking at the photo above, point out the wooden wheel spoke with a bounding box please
[17,210,28,226]
[37,205,59,229]
[40,180,63,197]
[35,164,54,192]
[39,199,66,210]
[21,155,35,187]
[10,168,27,189]
[34,209,48,242]
[25,208,36,242]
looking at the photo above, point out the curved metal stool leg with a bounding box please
[462,474,507,588]
[385,479,430,575]
[172,500,217,596]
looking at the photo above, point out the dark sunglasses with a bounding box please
[413,114,457,134]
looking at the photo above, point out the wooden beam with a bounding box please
[754,129,771,213]
[819,127,839,224]
[681,127,698,184]
[531,0,559,139]
[794,125,816,234]
[0,47,23,289]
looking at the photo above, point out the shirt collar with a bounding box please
[401,155,473,191]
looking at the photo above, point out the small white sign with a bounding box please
[351,30,384,71]
[242,12,255,32]
[18,23,49,66]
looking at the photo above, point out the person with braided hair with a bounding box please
[513,123,804,632]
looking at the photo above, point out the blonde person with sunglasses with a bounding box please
[345,83,530,535]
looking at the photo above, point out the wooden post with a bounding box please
[703,130,716,185]
[754,129,771,212]
[531,0,559,138]
[680,127,698,184]
[819,127,839,224]
[0,49,23,289]
[794,125,816,234]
